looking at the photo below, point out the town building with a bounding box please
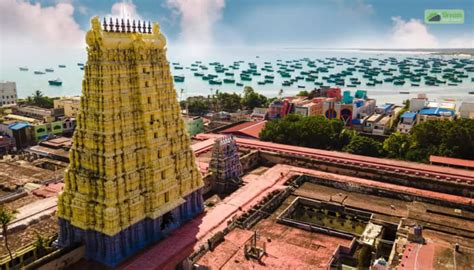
[56,17,204,267]
[53,96,81,118]
[12,106,64,122]
[459,101,474,119]
[397,112,417,134]
[417,107,455,123]
[0,81,18,106]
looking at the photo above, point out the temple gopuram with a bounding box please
[57,17,204,267]
[210,135,243,193]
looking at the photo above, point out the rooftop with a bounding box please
[220,121,266,139]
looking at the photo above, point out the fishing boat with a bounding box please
[174,75,185,83]
[209,79,222,85]
[34,71,45,75]
[257,81,266,85]
[80,67,84,70]
[411,83,419,87]
[393,80,405,85]
[48,78,62,86]
[399,91,410,94]
[236,83,244,87]
[77,63,84,66]
[58,65,66,68]
[469,91,474,95]
[45,68,54,72]
[223,78,235,84]
[19,67,29,71]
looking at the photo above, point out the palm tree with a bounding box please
[0,206,17,262]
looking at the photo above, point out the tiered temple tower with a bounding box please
[57,17,204,267]
[209,135,243,193]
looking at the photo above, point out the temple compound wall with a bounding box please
[56,17,204,267]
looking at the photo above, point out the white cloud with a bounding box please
[166,0,225,48]
[446,34,474,48]
[109,0,141,20]
[388,17,439,49]
[0,0,85,49]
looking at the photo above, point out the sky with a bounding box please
[0,0,473,63]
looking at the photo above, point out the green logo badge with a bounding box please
[425,9,464,24]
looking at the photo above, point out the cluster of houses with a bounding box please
[253,87,402,136]
[0,96,80,152]
[397,93,474,134]
[252,87,474,137]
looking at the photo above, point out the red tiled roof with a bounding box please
[220,121,266,139]
[430,155,474,169]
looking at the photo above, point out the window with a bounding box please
[154,132,157,139]
[165,192,169,203]
[148,97,151,104]
[145,81,149,87]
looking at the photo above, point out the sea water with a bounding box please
[1,47,473,105]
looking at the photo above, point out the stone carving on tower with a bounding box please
[57,16,204,267]
[210,135,243,194]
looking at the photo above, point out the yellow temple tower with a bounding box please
[57,17,204,267]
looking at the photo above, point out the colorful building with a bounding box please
[57,17,204,267]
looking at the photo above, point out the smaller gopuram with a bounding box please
[209,135,243,193]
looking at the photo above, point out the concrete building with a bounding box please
[459,101,474,119]
[409,96,428,112]
[53,96,81,118]
[372,116,391,135]
[56,17,204,267]
[397,112,417,134]
[12,106,64,122]
[363,113,384,133]
[417,107,455,123]
[0,81,18,106]
[185,116,204,136]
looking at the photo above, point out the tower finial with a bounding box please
[109,17,114,32]
[115,18,119,32]
[147,21,152,33]
[132,19,136,32]
[121,18,125,33]
[126,19,131,33]
[102,17,107,31]
[137,20,142,33]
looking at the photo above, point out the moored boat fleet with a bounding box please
[170,56,474,95]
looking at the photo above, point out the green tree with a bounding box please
[260,115,347,150]
[383,132,411,159]
[0,206,18,262]
[343,135,383,157]
[296,90,309,96]
[216,92,242,112]
[25,90,54,108]
[408,119,474,161]
[186,98,210,115]
[241,87,267,110]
